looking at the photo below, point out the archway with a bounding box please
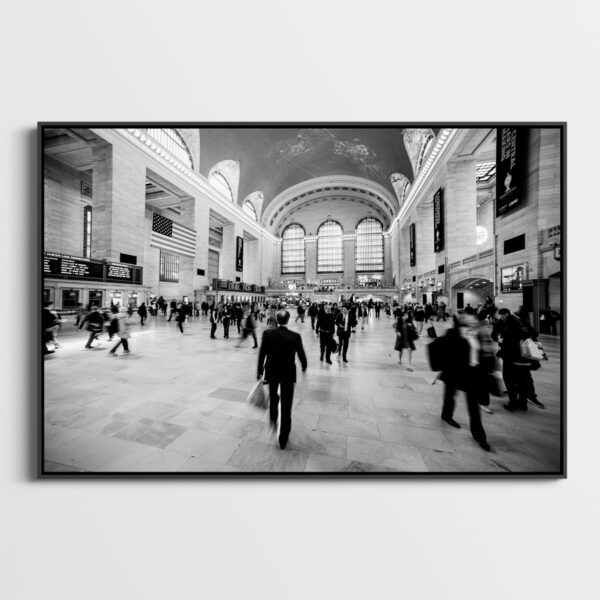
[451,277,494,312]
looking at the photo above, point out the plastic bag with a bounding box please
[248,380,269,410]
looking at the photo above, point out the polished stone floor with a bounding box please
[43,311,562,474]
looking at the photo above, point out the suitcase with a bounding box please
[427,325,437,339]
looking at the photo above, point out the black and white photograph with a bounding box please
[40,124,565,475]
[4,2,596,599]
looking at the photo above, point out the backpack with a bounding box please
[427,336,448,371]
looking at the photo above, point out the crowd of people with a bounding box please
[43,293,556,457]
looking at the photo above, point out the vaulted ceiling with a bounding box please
[199,128,430,211]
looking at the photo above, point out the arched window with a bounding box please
[281,224,305,274]
[208,171,234,202]
[355,217,384,272]
[243,200,258,221]
[145,128,193,169]
[317,220,343,273]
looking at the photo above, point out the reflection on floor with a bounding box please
[44,313,562,474]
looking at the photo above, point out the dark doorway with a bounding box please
[456,292,464,310]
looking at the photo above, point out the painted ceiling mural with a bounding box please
[198,128,435,212]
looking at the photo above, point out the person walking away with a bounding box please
[438,314,491,451]
[108,307,134,356]
[316,305,335,364]
[394,313,417,371]
[414,304,426,334]
[79,306,104,349]
[295,302,305,323]
[308,302,318,330]
[137,302,148,326]
[257,310,307,449]
[335,305,356,362]
[175,304,186,334]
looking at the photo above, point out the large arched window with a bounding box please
[208,171,234,202]
[281,224,305,274]
[145,128,193,169]
[317,220,343,272]
[243,200,258,221]
[355,217,384,272]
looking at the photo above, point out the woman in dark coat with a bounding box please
[137,302,148,326]
[394,313,417,371]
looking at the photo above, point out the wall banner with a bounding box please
[433,187,444,252]
[497,127,527,216]
[409,223,416,267]
[236,236,244,272]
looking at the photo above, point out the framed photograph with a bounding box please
[39,123,565,477]
[500,264,526,293]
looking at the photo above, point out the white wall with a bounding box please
[0,3,593,600]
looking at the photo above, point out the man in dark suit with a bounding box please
[335,305,356,363]
[257,310,307,449]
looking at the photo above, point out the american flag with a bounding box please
[151,213,196,258]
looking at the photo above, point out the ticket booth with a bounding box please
[89,290,103,307]
[110,291,122,307]
[61,289,80,309]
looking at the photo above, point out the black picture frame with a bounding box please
[38,122,566,479]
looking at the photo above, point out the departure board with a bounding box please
[106,263,134,282]
[43,252,141,283]
[43,252,104,281]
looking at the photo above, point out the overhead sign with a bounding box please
[433,187,444,253]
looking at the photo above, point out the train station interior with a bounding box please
[42,126,562,473]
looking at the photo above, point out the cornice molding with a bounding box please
[105,128,278,244]
[387,128,463,236]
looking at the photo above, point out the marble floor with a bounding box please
[43,312,563,474]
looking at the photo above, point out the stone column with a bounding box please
[91,139,146,263]
[243,238,260,285]
[416,202,435,274]
[193,198,211,289]
[383,233,393,286]
[343,234,356,288]
[445,158,477,265]
[221,222,244,281]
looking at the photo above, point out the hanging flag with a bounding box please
[151,213,196,258]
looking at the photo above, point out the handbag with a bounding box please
[247,380,269,410]
[394,333,403,351]
[327,336,339,354]
[520,338,544,361]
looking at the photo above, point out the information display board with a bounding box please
[43,252,142,284]
[44,252,104,281]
